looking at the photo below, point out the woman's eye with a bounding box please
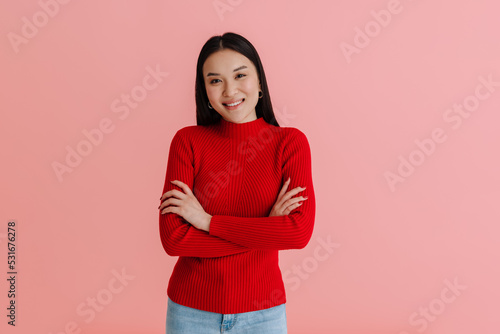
[210,75,244,84]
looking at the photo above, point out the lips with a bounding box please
[223,99,244,107]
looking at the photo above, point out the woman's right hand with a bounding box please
[269,177,308,217]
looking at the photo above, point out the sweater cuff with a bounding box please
[208,215,223,237]
[209,215,240,240]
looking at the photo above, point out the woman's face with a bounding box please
[203,49,261,124]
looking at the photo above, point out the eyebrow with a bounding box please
[206,65,248,77]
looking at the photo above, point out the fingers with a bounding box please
[160,205,179,215]
[160,187,187,202]
[278,177,291,199]
[159,180,198,216]
[159,197,182,211]
[170,180,193,195]
[284,196,308,208]
[283,200,305,215]
[274,177,307,214]
[280,185,306,204]
[278,177,306,199]
[160,191,182,204]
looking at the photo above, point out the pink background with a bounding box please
[1,1,499,333]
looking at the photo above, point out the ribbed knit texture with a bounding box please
[159,116,315,313]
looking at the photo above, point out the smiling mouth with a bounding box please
[223,99,244,107]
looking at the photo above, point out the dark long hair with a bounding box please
[195,32,279,127]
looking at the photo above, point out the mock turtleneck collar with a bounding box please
[216,116,268,139]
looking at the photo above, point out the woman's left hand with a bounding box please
[159,180,212,232]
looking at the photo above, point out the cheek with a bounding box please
[241,79,259,95]
[205,86,219,100]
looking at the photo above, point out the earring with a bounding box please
[259,91,263,98]
[208,101,213,109]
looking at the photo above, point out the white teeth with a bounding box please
[226,100,243,107]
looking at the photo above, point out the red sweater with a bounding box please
[159,116,315,313]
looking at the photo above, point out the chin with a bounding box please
[219,111,246,122]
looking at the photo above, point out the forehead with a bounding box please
[203,49,256,74]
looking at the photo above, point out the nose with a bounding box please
[223,81,238,97]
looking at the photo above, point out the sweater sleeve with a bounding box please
[208,130,316,250]
[159,129,251,258]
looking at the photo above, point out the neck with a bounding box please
[216,116,268,139]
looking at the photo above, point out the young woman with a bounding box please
[158,32,315,334]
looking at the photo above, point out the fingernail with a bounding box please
[304,196,308,199]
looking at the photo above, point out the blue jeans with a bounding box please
[166,297,287,333]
